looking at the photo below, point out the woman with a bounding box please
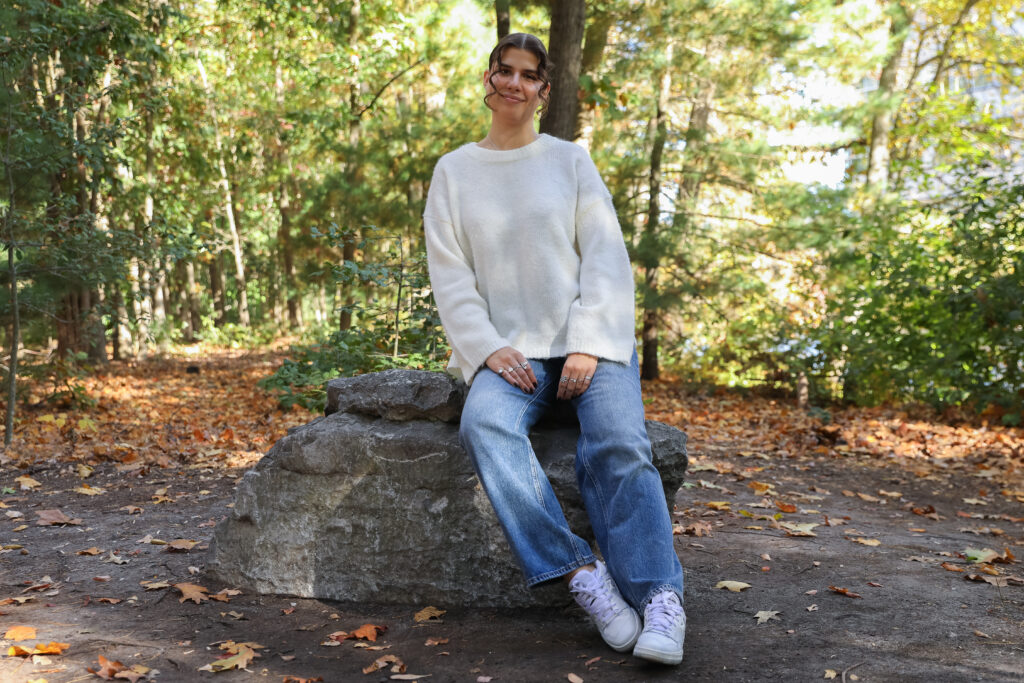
[423,33,685,665]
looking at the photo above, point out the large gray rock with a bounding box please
[206,370,687,607]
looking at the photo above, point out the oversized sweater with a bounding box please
[422,133,636,385]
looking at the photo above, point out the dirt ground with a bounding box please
[1,352,1022,682]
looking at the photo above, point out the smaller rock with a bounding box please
[325,369,467,423]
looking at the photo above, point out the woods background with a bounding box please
[2,0,1023,437]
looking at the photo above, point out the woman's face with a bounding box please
[484,47,548,119]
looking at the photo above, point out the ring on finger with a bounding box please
[583,375,592,382]
[559,377,569,384]
[519,361,529,369]
[506,366,516,374]
[497,368,505,376]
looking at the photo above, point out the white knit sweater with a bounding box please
[423,133,636,385]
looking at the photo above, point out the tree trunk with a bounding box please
[639,49,672,380]
[495,0,510,40]
[573,10,613,146]
[196,55,249,327]
[340,0,362,332]
[209,253,226,326]
[540,0,586,141]
[866,2,910,193]
[185,260,201,336]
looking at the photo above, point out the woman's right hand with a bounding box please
[485,346,538,393]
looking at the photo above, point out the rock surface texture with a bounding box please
[207,369,688,607]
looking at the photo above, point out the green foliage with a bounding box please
[820,177,1024,423]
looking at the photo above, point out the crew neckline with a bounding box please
[463,133,554,161]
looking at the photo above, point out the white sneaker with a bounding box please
[633,590,685,665]
[568,560,641,652]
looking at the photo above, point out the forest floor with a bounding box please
[0,347,1022,683]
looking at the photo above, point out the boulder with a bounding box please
[206,370,687,607]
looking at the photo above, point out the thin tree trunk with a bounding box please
[540,0,586,141]
[196,55,249,326]
[639,48,672,380]
[573,10,613,147]
[340,0,362,332]
[866,2,910,193]
[209,253,226,326]
[185,260,201,336]
[4,185,17,446]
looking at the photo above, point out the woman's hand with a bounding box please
[485,346,538,393]
[558,353,598,400]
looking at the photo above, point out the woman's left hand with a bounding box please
[558,353,598,400]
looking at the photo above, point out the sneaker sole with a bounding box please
[633,643,683,665]
[605,628,641,653]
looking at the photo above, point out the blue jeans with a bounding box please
[460,350,684,609]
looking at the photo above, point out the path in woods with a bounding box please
[1,350,1021,682]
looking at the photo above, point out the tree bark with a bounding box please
[495,0,510,40]
[573,10,613,146]
[209,253,226,326]
[196,55,250,326]
[639,48,673,380]
[340,0,362,332]
[540,0,586,141]
[866,2,910,193]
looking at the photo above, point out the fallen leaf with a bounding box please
[198,644,256,672]
[775,501,797,514]
[974,630,991,638]
[878,490,902,498]
[568,674,584,683]
[140,580,171,590]
[120,506,143,514]
[705,501,731,511]
[73,484,105,496]
[166,539,197,552]
[962,498,987,506]
[857,492,880,503]
[849,537,881,547]
[754,610,781,624]
[778,522,818,537]
[35,509,82,526]
[824,670,837,680]
[391,676,431,681]
[97,597,121,604]
[4,625,36,641]
[77,547,103,556]
[174,583,209,604]
[76,464,94,478]
[941,562,965,573]
[414,606,446,622]
[15,476,41,490]
[715,581,752,592]
[103,552,129,565]
[806,604,818,611]
[7,641,69,656]
[362,654,404,674]
[828,585,862,599]
[210,588,241,602]
[424,636,449,646]
[87,654,128,680]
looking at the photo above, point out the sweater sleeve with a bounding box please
[423,161,510,376]
[564,153,637,362]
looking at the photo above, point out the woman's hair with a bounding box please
[484,32,553,119]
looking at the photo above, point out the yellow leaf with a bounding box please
[76,464,94,478]
[414,606,446,622]
[76,547,102,555]
[715,580,751,592]
[825,670,837,679]
[198,644,256,672]
[74,485,105,496]
[850,537,881,546]
[77,417,98,432]
[15,476,41,491]
[778,522,819,537]
[705,501,731,511]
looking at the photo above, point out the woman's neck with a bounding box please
[478,124,539,150]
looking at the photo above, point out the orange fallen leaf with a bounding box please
[210,588,242,602]
[775,501,797,514]
[87,654,127,680]
[7,641,70,656]
[198,644,256,672]
[424,636,449,646]
[174,583,209,604]
[941,562,965,573]
[828,585,862,599]
[166,539,197,552]
[77,547,103,555]
[3,625,36,641]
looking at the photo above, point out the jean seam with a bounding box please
[641,583,684,608]
[517,378,551,506]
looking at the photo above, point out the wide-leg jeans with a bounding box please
[459,350,684,609]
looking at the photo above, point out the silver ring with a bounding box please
[506,366,516,374]
[584,375,592,381]
[519,362,529,369]
[497,368,505,376]
[560,377,569,384]
[569,378,577,383]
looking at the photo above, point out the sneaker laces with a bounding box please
[570,570,621,625]
[644,591,683,636]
